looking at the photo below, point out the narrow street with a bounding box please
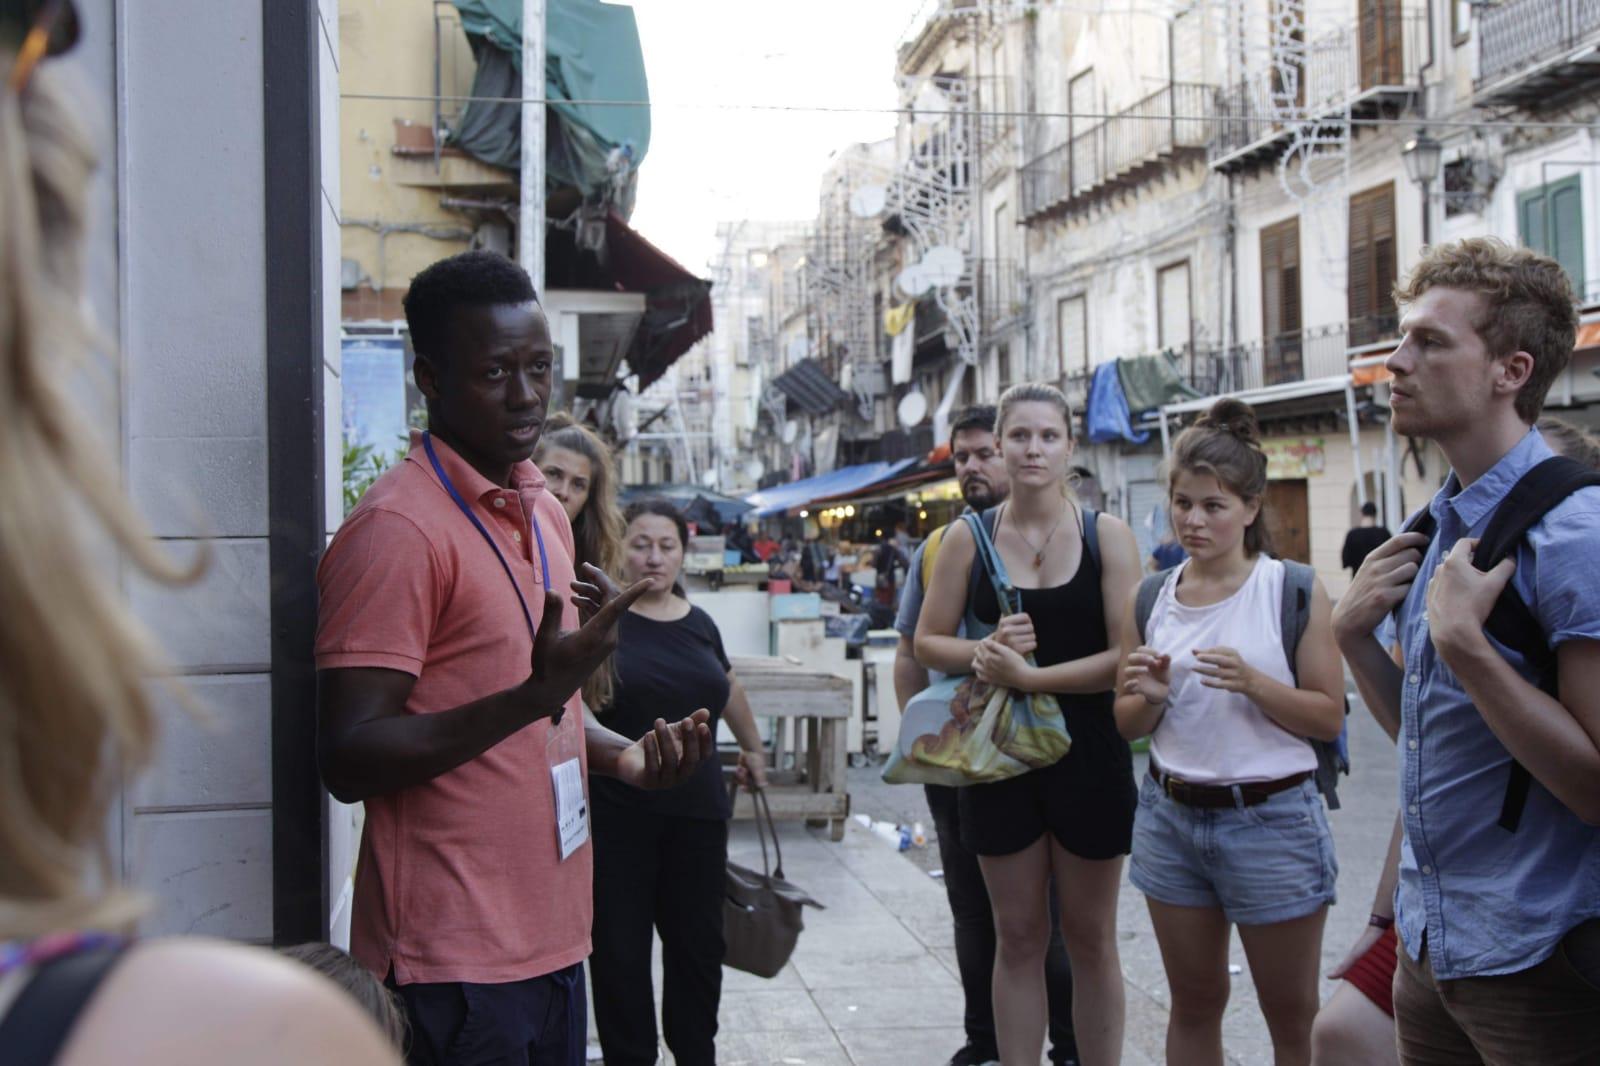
[611,690,1398,1065]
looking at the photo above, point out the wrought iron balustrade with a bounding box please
[1020,83,1213,220]
[1479,0,1600,85]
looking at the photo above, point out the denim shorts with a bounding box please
[1129,772,1337,925]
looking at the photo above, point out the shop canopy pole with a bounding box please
[1159,406,1171,460]
[1345,380,1367,511]
[519,0,545,294]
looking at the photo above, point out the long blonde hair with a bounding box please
[0,47,187,937]
[534,412,623,710]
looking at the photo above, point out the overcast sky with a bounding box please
[627,0,929,275]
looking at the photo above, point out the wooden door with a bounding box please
[1264,479,1312,564]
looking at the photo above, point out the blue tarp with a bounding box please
[1085,361,1149,445]
[745,459,918,518]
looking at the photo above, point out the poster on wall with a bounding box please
[1264,437,1326,479]
[341,337,410,461]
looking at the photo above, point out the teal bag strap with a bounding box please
[962,511,1019,616]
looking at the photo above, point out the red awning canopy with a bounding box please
[602,213,713,392]
[546,211,713,395]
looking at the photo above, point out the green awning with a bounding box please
[449,0,651,211]
[1117,352,1203,413]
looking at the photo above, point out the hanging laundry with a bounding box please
[891,327,915,385]
[1085,361,1149,445]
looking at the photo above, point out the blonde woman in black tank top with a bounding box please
[916,384,1143,1066]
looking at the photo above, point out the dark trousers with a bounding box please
[927,784,1077,1064]
[1394,922,1600,1066]
[389,963,586,1066]
[590,801,728,1066]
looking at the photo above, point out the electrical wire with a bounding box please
[339,91,1600,133]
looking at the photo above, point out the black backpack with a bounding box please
[1398,454,1600,833]
[1135,560,1349,808]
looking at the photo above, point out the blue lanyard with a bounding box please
[422,431,550,641]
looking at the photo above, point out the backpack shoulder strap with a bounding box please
[1081,506,1101,572]
[1472,456,1600,834]
[1475,456,1600,568]
[1134,571,1168,643]
[1401,503,1436,539]
[920,524,948,589]
[0,944,127,1063]
[965,508,1016,612]
[1278,559,1317,685]
[1275,559,1348,808]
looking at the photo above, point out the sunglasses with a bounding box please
[6,0,80,95]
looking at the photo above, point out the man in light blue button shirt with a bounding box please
[1333,239,1600,1064]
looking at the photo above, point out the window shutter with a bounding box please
[1359,0,1380,88]
[1158,261,1192,353]
[1373,185,1397,330]
[1520,188,1547,253]
[1262,224,1284,340]
[1281,220,1301,335]
[1349,183,1395,344]
[1058,295,1087,380]
[1550,180,1587,293]
[1383,0,1403,83]
[1349,193,1373,326]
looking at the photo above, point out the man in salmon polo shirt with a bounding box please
[315,250,714,1066]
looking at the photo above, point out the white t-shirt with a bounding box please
[1147,555,1316,785]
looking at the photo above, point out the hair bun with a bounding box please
[1197,398,1261,446]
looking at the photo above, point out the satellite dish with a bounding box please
[782,419,800,444]
[700,468,718,489]
[897,390,929,428]
[895,264,933,298]
[920,245,965,286]
[744,458,765,482]
[848,184,888,218]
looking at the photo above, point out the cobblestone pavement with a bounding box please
[593,690,1399,1065]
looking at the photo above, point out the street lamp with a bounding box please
[1402,130,1443,247]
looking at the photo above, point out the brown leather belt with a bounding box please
[1147,763,1312,809]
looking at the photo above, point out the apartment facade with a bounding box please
[710,1,1600,590]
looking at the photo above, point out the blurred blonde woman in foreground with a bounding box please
[0,3,394,1062]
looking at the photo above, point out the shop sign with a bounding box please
[1263,437,1326,479]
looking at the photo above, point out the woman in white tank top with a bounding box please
[1113,399,1346,1066]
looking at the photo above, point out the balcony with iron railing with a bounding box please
[978,76,1018,182]
[1209,10,1426,174]
[1476,0,1600,105]
[1022,83,1213,222]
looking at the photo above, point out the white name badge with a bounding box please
[552,757,589,861]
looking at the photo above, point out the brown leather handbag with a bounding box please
[723,785,824,978]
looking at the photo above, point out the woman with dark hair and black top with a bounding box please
[589,499,770,1066]
[916,384,1143,1066]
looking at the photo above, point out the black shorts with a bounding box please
[959,757,1136,860]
